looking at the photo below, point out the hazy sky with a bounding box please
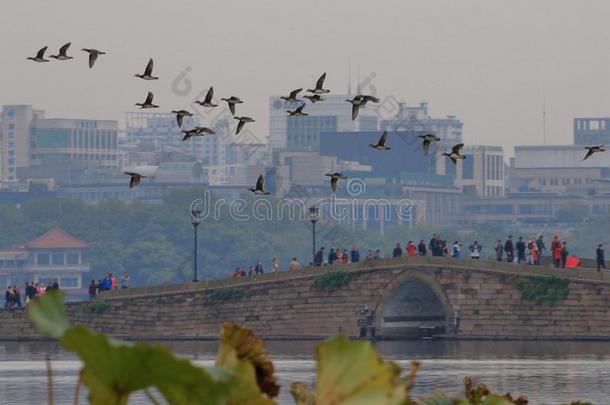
[2,0,610,155]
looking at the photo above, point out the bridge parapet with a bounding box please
[100,255,610,301]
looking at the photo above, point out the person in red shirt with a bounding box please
[341,249,349,264]
[110,274,117,290]
[406,241,417,257]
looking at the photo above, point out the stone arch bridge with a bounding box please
[1,256,610,340]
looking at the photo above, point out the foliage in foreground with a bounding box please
[28,292,589,404]
[515,275,570,306]
[204,287,248,306]
[313,270,356,292]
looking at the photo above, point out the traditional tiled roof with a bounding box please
[26,227,90,250]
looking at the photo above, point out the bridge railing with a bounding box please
[98,255,610,300]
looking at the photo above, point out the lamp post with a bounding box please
[309,206,319,265]
[190,203,204,283]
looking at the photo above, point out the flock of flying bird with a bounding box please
[27,44,605,193]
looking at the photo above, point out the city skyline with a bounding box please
[2,1,610,156]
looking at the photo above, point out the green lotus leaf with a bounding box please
[27,290,69,338]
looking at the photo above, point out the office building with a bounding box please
[269,94,378,152]
[380,101,463,144]
[511,145,610,194]
[0,105,119,188]
[574,117,610,145]
[454,145,505,197]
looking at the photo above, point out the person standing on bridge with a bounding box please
[328,249,338,265]
[271,258,280,273]
[560,242,569,268]
[341,249,349,264]
[392,243,403,258]
[516,237,526,264]
[350,246,360,263]
[406,241,417,256]
[429,234,441,257]
[289,257,300,271]
[495,240,503,261]
[469,241,482,260]
[536,236,546,265]
[596,244,605,272]
[452,241,461,258]
[504,235,514,263]
[314,247,324,266]
[417,240,427,256]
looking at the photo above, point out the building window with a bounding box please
[52,253,65,265]
[66,253,79,265]
[60,277,78,288]
[37,253,50,265]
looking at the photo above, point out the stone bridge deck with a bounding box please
[100,255,610,301]
[1,256,609,340]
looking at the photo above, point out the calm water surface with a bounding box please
[0,340,609,404]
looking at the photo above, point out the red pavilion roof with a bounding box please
[26,227,90,250]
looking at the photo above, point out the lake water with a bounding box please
[0,340,609,404]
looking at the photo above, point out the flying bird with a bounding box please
[280,88,303,102]
[124,172,146,189]
[234,116,255,135]
[418,133,441,156]
[248,175,271,195]
[170,110,193,128]
[135,92,159,109]
[81,48,106,69]
[196,87,218,108]
[583,145,605,160]
[325,172,347,193]
[27,46,49,63]
[220,96,244,116]
[442,143,466,164]
[134,58,158,80]
[307,72,330,95]
[304,94,325,103]
[49,43,73,61]
[182,127,215,141]
[369,131,391,150]
[287,104,308,117]
[346,94,380,120]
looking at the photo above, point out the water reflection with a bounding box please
[0,340,608,404]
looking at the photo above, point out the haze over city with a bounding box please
[3,2,610,404]
[2,0,610,153]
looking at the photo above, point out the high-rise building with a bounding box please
[454,145,505,197]
[268,94,378,152]
[574,117,610,145]
[1,105,45,186]
[1,105,119,188]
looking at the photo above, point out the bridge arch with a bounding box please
[374,269,454,338]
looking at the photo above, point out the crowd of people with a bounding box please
[3,272,130,309]
[228,233,608,278]
[4,279,60,309]
[88,272,130,300]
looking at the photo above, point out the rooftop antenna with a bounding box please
[347,59,352,96]
[542,88,547,145]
